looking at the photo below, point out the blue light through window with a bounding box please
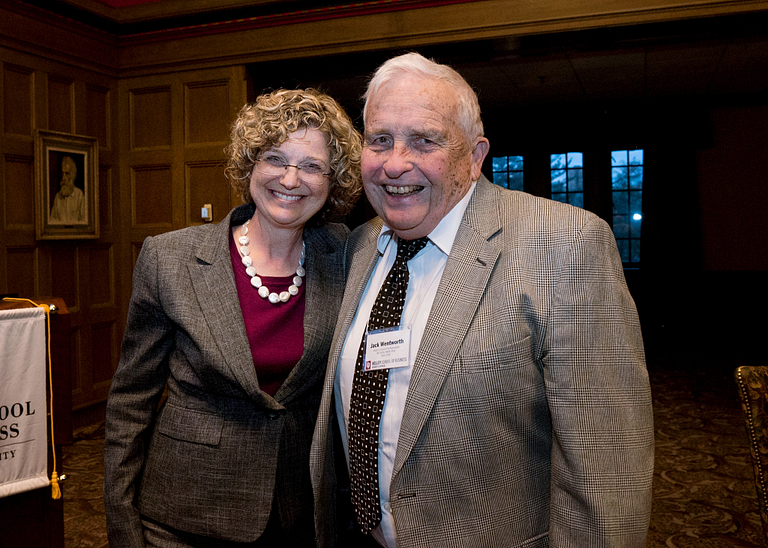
[611,149,643,264]
[550,152,583,208]
[491,156,524,191]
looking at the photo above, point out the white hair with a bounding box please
[363,52,484,146]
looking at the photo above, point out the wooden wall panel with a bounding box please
[185,80,230,145]
[69,327,83,403]
[132,165,172,227]
[47,75,74,134]
[130,86,171,149]
[50,245,78,311]
[0,2,119,76]
[91,321,117,386]
[99,165,112,230]
[3,64,33,136]
[6,247,37,296]
[187,161,231,226]
[89,244,114,308]
[3,154,34,228]
[131,241,143,268]
[86,84,110,149]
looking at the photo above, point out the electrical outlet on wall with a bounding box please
[202,204,213,222]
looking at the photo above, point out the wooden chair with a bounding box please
[735,365,768,544]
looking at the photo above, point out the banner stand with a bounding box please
[0,297,71,548]
[1,297,64,499]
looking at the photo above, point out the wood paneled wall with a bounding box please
[119,68,245,267]
[0,48,121,428]
[1,47,245,432]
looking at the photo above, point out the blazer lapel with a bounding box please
[393,178,503,476]
[188,206,267,403]
[275,227,346,404]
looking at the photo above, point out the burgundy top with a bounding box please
[229,231,305,396]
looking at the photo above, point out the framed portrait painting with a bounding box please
[34,130,99,240]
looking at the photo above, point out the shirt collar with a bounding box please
[376,181,477,256]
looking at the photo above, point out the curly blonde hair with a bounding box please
[225,88,362,224]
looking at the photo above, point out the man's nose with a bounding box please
[382,142,414,178]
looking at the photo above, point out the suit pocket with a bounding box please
[457,335,533,373]
[156,403,223,446]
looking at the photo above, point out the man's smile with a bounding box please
[385,185,423,196]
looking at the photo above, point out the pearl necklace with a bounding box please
[237,219,305,304]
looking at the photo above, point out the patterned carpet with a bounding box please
[647,365,764,547]
[62,423,108,548]
[61,364,766,547]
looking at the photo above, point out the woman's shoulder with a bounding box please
[146,222,214,250]
[143,205,245,256]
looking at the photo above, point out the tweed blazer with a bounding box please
[310,177,654,548]
[104,204,348,547]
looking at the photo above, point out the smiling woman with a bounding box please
[226,88,362,226]
[247,127,331,238]
[103,88,362,548]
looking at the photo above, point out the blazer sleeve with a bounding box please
[543,216,654,547]
[103,236,174,548]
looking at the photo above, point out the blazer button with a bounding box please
[267,411,280,420]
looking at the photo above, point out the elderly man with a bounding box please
[311,52,653,548]
[50,155,85,223]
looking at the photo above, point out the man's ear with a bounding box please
[470,137,490,181]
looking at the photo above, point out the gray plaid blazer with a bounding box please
[104,204,348,546]
[311,177,654,548]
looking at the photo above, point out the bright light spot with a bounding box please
[633,213,642,221]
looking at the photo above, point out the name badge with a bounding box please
[362,326,412,372]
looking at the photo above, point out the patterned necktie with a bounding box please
[348,236,429,533]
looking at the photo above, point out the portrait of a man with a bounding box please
[49,152,87,224]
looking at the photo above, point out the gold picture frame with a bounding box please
[34,130,99,240]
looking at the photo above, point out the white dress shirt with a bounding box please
[334,183,476,548]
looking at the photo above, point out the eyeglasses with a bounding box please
[254,154,331,185]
